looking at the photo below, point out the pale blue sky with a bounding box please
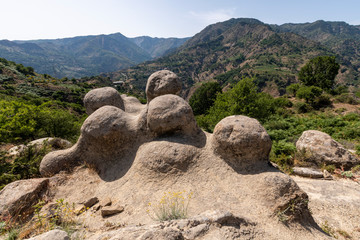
[1,0,360,40]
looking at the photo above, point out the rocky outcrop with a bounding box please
[30,70,330,239]
[296,130,360,169]
[84,87,125,115]
[87,210,258,240]
[0,178,48,221]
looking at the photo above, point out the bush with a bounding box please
[294,102,312,113]
[296,86,323,103]
[0,100,83,143]
[189,82,222,115]
[0,144,51,190]
[286,83,300,97]
[272,140,296,156]
[312,94,332,109]
[334,93,360,105]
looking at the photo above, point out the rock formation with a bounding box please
[296,130,360,169]
[0,70,333,239]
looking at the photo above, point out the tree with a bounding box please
[189,82,222,115]
[298,56,340,90]
[197,78,276,131]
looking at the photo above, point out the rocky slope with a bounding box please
[108,18,358,97]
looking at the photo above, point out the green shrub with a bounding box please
[272,140,296,156]
[189,82,222,115]
[286,83,300,97]
[322,164,336,173]
[334,93,360,105]
[356,145,360,155]
[296,86,323,103]
[274,97,293,108]
[294,102,312,113]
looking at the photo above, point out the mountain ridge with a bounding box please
[0,33,188,78]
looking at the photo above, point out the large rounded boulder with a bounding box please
[147,94,198,136]
[212,115,271,166]
[136,141,199,174]
[145,70,181,102]
[84,87,124,115]
[296,130,360,169]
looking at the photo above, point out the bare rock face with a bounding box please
[147,94,198,136]
[0,178,48,221]
[296,130,360,169]
[145,70,181,102]
[26,229,70,240]
[84,87,125,115]
[261,173,312,223]
[212,115,271,167]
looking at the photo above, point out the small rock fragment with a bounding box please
[83,197,99,208]
[292,167,324,178]
[101,205,124,217]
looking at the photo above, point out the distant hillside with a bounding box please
[129,36,190,58]
[108,18,348,96]
[0,34,188,78]
[277,20,360,84]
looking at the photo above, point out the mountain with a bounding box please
[129,36,190,58]
[0,34,188,79]
[108,18,344,96]
[276,20,360,84]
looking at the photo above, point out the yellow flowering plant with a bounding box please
[146,190,193,221]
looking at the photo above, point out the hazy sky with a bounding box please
[1,0,360,40]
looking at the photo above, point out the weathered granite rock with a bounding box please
[0,178,48,221]
[296,130,360,169]
[137,140,199,174]
[145,70,181,103]
[212,115,272,167]
[84,87,124,115]
[147,94,198,136]
[39,144,82,177]
[261,173,311,223]
[26,229,69,240]
[292,167,324,178]
[8,138,71,157]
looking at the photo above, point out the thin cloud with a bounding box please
[189,8,236,25]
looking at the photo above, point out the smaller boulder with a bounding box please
[296,130,360,169]
[145,70,181,102]
[8,138,71,157]
[84,87,124,115]
[26,229,69,240]
[0,178,48,221]
[212,115,271,167]
[292,167,324,179]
